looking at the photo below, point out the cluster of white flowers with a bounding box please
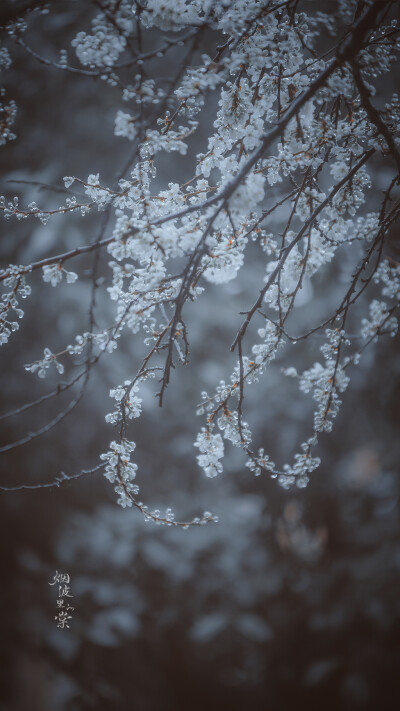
[140,0,203,31]
[278,438,321,490]
[145,122,198,157]
[0,266,31,345]
[42,264,78,287]
[1,1,400,513]
[105,381,142,425]
[0,46,11,71]
[6,18,28,40]
[194,430,224,478]
[299,329,350,434]
[0,96,17,146]
[218,409,252,447]
[71,5,132,68]
[373,260,400,301]
[100,439,139,508]
[245,448,276,478]
[360,260,400,340]
[114,110,136,141]
[82,174,113,209]
[25,347,65,378]
[361,300,398,340]
[123,77,164,106]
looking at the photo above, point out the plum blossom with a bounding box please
[1,1,400,513]
[42,264,78,287]
[195,430,224,478]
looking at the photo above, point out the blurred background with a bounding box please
[0,2,400,709]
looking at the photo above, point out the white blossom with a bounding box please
[114,111,136,141]
[42,264,78,287]
[1,1,400,512]
[194,430,224,478]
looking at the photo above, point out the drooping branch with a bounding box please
[0,462,105,491]
[1,0,399,516]
[231,149,375,353]
[351,58,400,177]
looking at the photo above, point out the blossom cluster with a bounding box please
[100,439,139,508]
[0,266,31,345]
[71,3,133,68]
[1,1,400,516]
